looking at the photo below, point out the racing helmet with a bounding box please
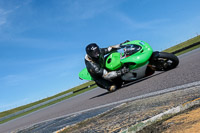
[86,43,100,60]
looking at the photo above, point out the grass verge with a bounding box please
[174,44,200,56]
[163,35,200,53]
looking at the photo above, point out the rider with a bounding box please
[85,41,130,92]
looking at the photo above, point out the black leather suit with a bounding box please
[85,45,122,90]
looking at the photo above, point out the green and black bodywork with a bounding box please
[79,40,179,89]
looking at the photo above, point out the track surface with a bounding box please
[0,49,200,133]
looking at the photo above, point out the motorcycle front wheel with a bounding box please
[151,52,179,71]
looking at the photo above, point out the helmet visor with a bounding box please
[91,48,100,59]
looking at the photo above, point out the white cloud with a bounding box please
[64,0,122,21]
[0,8,8,26]
[113,11,170,30]
[0,1,30,28]
[0,74,30,87]
[0,18,6,26]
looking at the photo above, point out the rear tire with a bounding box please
[151,52,179,71]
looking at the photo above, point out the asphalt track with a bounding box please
[0,48,200,133]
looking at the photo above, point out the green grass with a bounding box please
[174,44,200,56]
[163,35,200,53]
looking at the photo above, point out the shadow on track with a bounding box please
[90,92,111,99]
[90,72,165,99]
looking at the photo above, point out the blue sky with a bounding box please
[0,0,200,112]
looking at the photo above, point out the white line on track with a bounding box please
[30,80,200,127]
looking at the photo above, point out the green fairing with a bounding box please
[105,52,122,71]
[79,40,153,80]
[121,40,153,70]
[79,68,93,80]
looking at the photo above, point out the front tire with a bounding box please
[151,52,179,71]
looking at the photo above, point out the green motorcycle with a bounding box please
[79,40,179,91]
